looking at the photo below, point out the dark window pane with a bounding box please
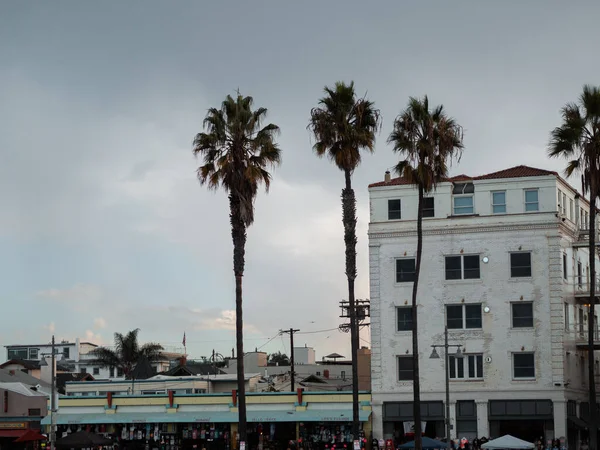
[563,254,568,279]
[449,356,456,378]
[511,252,532,277]
[463,255,480,279]
[457,357,464,378]
[513,353,535,378]
[458,401,475,417]
[465,304,482,328]
[512,303,534,328]
[446,305,463,329]
[397,307,413,331]
[423,197,435,218]
[476,355,483,378]
[463,183,475,194]
[445,256,462,280]
[398,356,414,381]
[388,199,401,220]
[468,355,475,378]
[396,259,416,282]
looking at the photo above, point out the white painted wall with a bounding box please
[368,173,600,442]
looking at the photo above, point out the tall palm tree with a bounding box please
[308,81,381,440]
[387,96,464,450]
[91,328,163,379]
[193,93,281,443]
[549,84,600,448]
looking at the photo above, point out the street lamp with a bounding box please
[429,327,463,450]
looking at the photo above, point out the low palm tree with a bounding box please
[193,93,281,443]
[387,96,464,450]
[549,84,600,448]
[308,81,381,440]
[91,328,163,379]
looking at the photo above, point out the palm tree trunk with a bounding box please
[588,178,597,450]
[230,194,247,444]
[412,184,424,450]
[342,169,361,441]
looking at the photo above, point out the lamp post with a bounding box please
[429,327,463,450]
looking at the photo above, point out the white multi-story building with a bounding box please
[367,165,599,448]
[4,338,182,380]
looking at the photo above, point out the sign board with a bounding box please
[354,440,361,450]
[0,422,26,429]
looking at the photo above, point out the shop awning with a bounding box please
[0,429,45,441]
[42,409,371,425]
[0,430,28,438]
[568,416,588,429]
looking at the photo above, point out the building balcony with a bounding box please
[571,276,600,304]
[567,330,600,350]
[571,225,600,248]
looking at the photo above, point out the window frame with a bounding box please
[388,199,401,220]
[397,355,414,381]
[93,367,100,376]
[563,253,568,280]
[28,348,39,360]
[511,302,534,328]
[510,252,532,278]
[577,261,583,288]
[422,197,435,218]
[491,191,506,214]
[449,353,484,380]
[512,352,536,380]
[446,304,482,330]
[453,195,474,215]
[524,189,539,212]
[396,258,416,283]
[445,254,481,280]
[396,306,413,331]
[564,303,570,331]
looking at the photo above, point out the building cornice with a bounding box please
[369,222,560,240]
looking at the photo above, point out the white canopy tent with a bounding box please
[481,435,535,449]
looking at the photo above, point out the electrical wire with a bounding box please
[296,327,340,335]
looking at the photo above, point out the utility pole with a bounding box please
[280,328,299,391]
[50,335,56,450]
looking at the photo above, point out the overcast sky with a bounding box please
[1,1,599,361]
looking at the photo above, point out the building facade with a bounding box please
[368,165,599,447]
[43,390,372,449]
[4,339,183,380]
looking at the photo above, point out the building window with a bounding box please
[80,367,86,374]
[341,370,346,380]
[512,302,534,328]
[109,367,115,378]
[315,371,321,376]
[446,304,482,329]
[28,348,39,360]
[194,388,207,394]
[449,354,483,380]
[397,356,414,381]
[569,198,574,221]
[423,197,435,218]
[93,367,100,376]
[388,199,401,220]
[558,190,564,215]
[524,189,539,212]
[452,183,474,215]
[28,408,41,416]
[396,258,416,283]
[453,196,474,215]
[397,307,413,331]
[577,261,583,288]
[564,303,570,331]
[63,347,70,359]
[563,253,568,280]
[492,191,506,214]
[510,252,532,277]
[445,255,480,280]
[117,368,124,377]
[513,353,535,379]
[7,348,28,360]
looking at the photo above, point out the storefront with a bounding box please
[0,420,46,450]
[488,399,553,443]
[42,391,372,450]
[381,401,444,444]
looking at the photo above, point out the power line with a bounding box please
[296,327,339,335]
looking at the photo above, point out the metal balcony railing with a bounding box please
[573,225,600,248]
[569,275,600,298]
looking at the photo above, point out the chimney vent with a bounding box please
[384,171,391,182]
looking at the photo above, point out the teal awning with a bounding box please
[42,409,371,425]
